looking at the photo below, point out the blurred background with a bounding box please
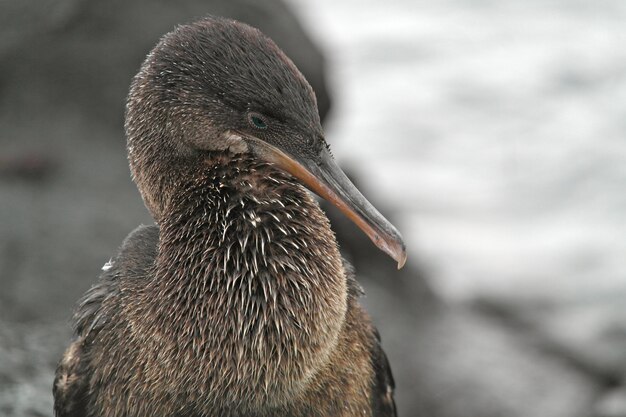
[1,0,625,416]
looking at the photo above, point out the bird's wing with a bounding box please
[53,337,89,417]
[53,255,122,417]
[370,327,397,417]
[53,224,159,417]
[343,260,397,417]
[53,253,123,417]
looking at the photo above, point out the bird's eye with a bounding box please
[248,113,268,130]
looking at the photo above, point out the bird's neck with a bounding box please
[143,152,348,409]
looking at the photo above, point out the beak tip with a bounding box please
[398,252,406,270]
[382,237,406,270]
[397,251,407,270]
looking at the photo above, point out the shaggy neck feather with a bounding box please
[135,152,348,411]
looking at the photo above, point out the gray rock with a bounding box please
[361,279,599,417]
[596,388,626,417]
[328,173,600,416]
[0,319,70,417]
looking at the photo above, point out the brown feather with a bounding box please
[54,16,397,417]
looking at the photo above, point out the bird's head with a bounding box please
[126,17,406,268]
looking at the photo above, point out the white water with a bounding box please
[290,0,626,304]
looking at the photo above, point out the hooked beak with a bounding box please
[245,136,407,269]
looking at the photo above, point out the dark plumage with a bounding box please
[54,17,403,417]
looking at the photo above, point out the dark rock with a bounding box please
[0,153,57,182]
[0,0,331,129]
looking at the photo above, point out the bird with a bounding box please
[53,16,406,417]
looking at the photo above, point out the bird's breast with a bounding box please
[132,159,349,411]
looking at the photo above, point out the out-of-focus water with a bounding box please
[290,0,626,303]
